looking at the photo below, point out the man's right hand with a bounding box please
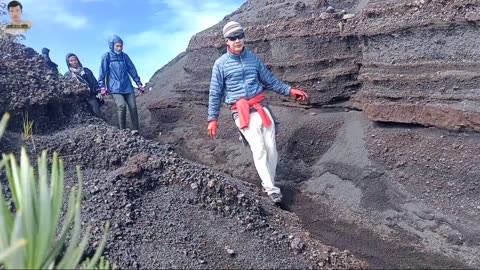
[207,120,217,139]
[101,87,108,96]
[290,88,308,101]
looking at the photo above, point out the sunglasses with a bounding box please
[226,32,245,41]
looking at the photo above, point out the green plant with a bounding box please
[21,112,34,141]
[82,255,114,270]
[0,113,110,269]
[21,112,36,152]
[21,112,33,141]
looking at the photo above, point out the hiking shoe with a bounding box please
[269,193,283,204]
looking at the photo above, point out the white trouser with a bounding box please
[235,110,281,195]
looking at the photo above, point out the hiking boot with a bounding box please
[269,192,282,204]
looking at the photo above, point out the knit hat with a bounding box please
[223,21,244,38]
[42,47,50,54]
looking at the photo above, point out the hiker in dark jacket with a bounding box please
[41,47,59,73]
[98,35,144,131]
[64,53,103,116]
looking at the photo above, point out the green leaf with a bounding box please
[19,148,36,268]
[50,153,64,238]
[41,187,77,268]
[58,224,92,269]
[83,222,110,270]
[0,113,10,139]
[33,151,52,268]
[8,211,25,269]
[0,183,13,250]
[40,153,65,268]
[69,225,93,268]
[0,239,26,262]
[57,201,82,268]
[57,167,84,268]
[5,153,21,208]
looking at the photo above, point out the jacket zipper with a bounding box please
[240,55,247,98]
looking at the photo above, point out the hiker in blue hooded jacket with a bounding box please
[98,35,144,131]
[64,53,103,116]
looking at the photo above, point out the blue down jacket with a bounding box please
[98,35,142,94]
[208,48,291,121]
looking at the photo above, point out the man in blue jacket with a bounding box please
[98,35,144,131]
[207,21,308,204]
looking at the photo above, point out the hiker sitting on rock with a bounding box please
[98,35,144,132]
[207,21,308,204]
[41,47,59,73]
[64,53,104,116]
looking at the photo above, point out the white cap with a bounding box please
[223,21,244,38]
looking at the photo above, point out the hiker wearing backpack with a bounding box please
[64,53,103,116]
[98,35,144,131]
[207,21,308,204]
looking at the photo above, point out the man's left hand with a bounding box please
[290,88,309,101]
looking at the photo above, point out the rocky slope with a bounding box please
[350,0,480,131]
[0,37,91,133]
[0,38,364,268]
[139,0,480,268]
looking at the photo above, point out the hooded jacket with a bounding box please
[64,53,99,96]
[98,35,142,94]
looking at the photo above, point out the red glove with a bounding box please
[101,87,108,96]
[290,88,308,101]
[207,120,217,139]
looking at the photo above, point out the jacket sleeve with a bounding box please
[257,56,290,96]
[98,53,109,89]
[124,54,142,86]
[208,61,225,122]
[85,68,99,93]
[64,71,72,79]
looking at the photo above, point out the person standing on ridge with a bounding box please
[41,47,59,73]
[207,21,309,204]
[98,35,144,131]
[64,53,103,116]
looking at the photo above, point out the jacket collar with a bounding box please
[226,46,247,59]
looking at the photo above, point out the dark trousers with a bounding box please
[87,96,101,116]
[112,93,138,130]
